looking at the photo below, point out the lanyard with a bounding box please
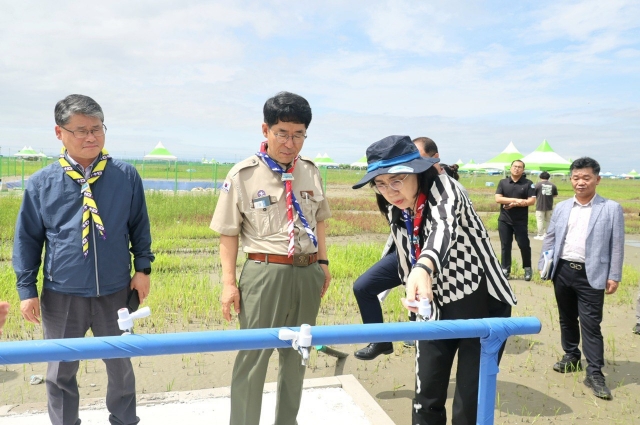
[401,192,428,265]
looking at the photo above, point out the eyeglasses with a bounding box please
[270,129,307,144]
[372,174,410,194]
[60,124,107,139]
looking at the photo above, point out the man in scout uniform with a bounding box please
[210,91,331,425]
[13,94,153,425]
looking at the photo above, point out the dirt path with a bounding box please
[2,234,640,424]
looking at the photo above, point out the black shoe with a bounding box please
[584,374,613,400]
[354,342,394,360]
[524,267,532,281]
[553,354,582,373]
[502,268,510,279]
[633,323,640,335]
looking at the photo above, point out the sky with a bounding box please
[0,1,639,173]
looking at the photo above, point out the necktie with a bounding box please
[256,142,318,257]
[58,148,110,258]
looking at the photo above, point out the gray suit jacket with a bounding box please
[538,193,624,289]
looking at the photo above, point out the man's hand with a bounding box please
[20,298,41,325]
[605,279,619,295]
[221,278,240,322]
[320,264,331,298]
[0,301,10,334]
[130,273,151,303]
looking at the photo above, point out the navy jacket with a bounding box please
[13,158,154,300]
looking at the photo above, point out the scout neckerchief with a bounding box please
[256,141,318,257]
[402,192,428,265]
[58,147,110,258]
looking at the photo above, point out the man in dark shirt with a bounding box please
[495,160,536,280]
[534,171,558,240]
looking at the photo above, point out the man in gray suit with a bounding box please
[539,157,624,400]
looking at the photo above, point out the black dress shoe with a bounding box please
[553,354,582,373]
[584,374,613,400]
[354,342,394,360]
[502,268,510,279]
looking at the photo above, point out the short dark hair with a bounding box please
[371,167,440,216]
[570,157,600,176]
[511,159,525,168]
[55,94,104,126]
[539,171,550,180]
[441,164,460,181]
[263,91,312,128]
[412,137,438,156]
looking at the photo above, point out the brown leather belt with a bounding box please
[247,253,318,267]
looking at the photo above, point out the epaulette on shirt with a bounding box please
[298,155,319,169]
[228,156,260,177]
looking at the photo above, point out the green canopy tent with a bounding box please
[480,142,523,172]
[14,146,46,160]
[625,169,640,179]
[350,155,367,169]
[144,142,178,161]
[459,159,484,173]
[143,142,178,179]
[313,153,339,168]
[519,140,571,174]
[455,159,464,166]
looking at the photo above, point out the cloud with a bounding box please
[0,1,639,174]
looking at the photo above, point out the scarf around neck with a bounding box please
[58,147,110,258]
[256,142,317,257]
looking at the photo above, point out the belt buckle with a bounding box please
[570,262,583,271]
[292,254,309,267]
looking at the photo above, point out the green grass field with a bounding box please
[1,172,639,340]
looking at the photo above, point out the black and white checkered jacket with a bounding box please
[387,174,517,318]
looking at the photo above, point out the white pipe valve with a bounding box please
[278,324,312,366]
[406,298,432,319]
[118,306,151,334]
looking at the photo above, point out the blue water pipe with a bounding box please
[0,317,541,425]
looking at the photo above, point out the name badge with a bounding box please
[252,195,272,209]
[281,173,294,181]
[81,182,90,193]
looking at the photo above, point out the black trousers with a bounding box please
[553,259,605,377]
[498,220,531,269]
[353,252,403,325]
[413,276,512,425]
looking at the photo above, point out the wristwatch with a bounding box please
[413,263,433,276]
[318,259,329,266]
[137,267,152,275]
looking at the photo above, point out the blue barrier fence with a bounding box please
[0,317,541,425]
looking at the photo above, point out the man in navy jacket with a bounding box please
[13,94,154,425]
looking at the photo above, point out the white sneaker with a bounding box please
[533,236,544,240]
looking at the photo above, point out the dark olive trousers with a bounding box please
[229,260,324,425]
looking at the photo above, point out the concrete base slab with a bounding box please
[0,375,394,425]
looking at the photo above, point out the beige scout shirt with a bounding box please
[210,154,330,255]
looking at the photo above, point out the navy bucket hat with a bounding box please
[352,135,439,189]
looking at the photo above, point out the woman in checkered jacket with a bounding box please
[353,135,516,425]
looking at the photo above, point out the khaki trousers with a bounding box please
[535,210,553,237]
[230,260,324,425]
